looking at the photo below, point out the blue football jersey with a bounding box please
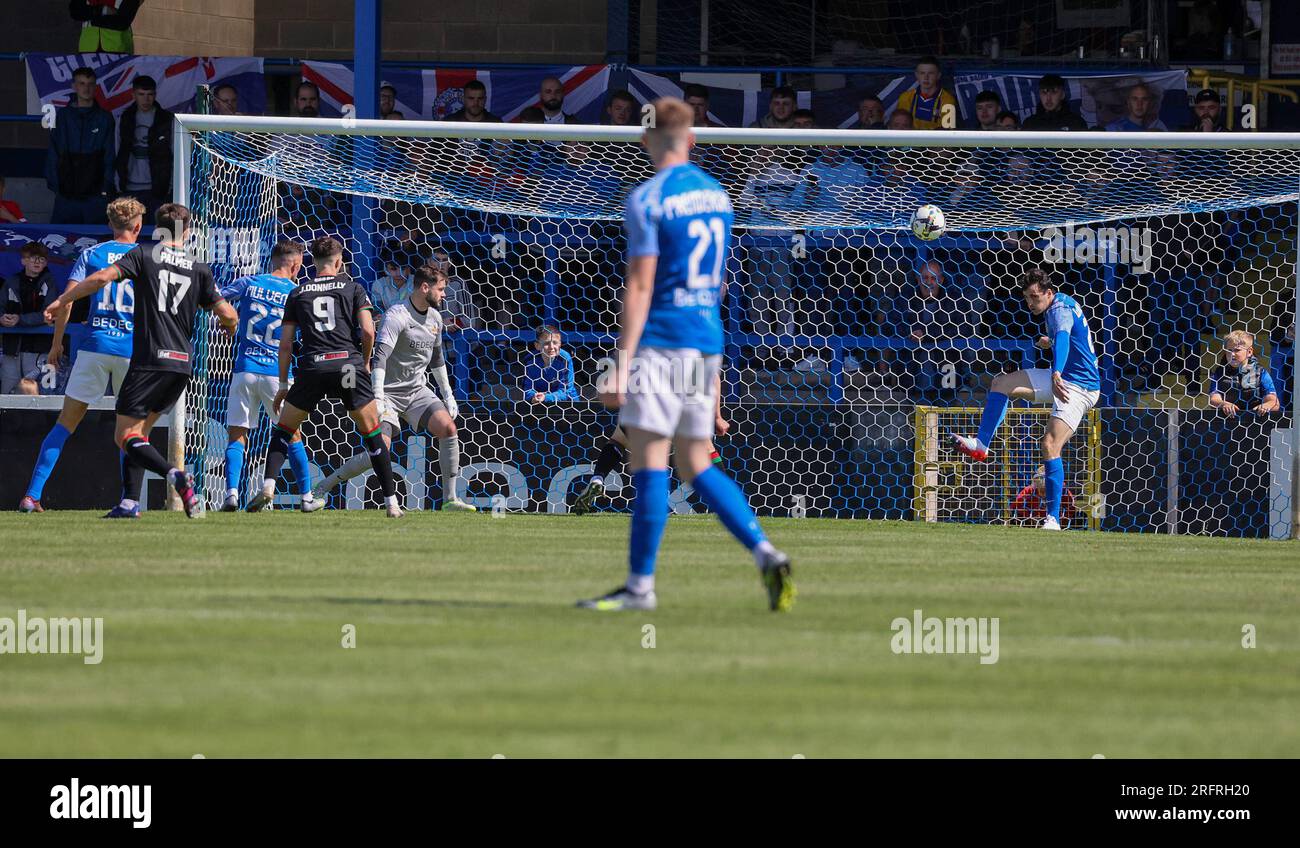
[624,162,733,355]
[221,273,295,376]
[69,240,136,358]
[1045,292,1101,391]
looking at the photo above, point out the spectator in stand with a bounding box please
[973,91,1002,130]
[115,75,173,220]
[996,111,1021,130]
[791,109,817,129]
[385,111,404,120]
[1210,330,1280,416]
[886,110,914,130]
[520,325,579,403]
[879,259,976,402]
[69,0,140,54]
[878,259,979,343]
[211,83,243,116]
[1105,83,1168,131]
[539,77,578,124]
[854,96,885,130]
[1186,88,1227,132]
[370,262,411,316]
[605,89,639,126]
[894,56,958,130]
[0,176,27,223]
[379,84,397,119]
[45,66,115,225]
[430,250,478,331]
[684,84,721,127]
[1021,74,1088,131]
[446,80,503,122]
[518,106,545,123]
[295,81,321,117]
[789,145,868,213]
[750,86,797,129]
[1,243,57,394]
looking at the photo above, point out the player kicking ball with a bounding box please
[20,198,142,515]
[246,237,402,517]
[43,203,238,518]
[577,96,792,612]
[951,267,1101,530]
[219,240,321,512]
[309,265,477,512]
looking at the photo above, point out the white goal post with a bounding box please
[168,114,1300,538]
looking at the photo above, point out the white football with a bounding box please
[911,204,946,241]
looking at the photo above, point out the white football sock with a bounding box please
[626,573,655,595]
[753,540,778,569]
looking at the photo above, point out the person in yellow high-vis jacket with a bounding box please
[69,0,142,54]
[893,55,958,131]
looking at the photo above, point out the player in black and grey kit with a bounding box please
[310,265,476,511]
[44,203,239,518]
[245,236,402,517]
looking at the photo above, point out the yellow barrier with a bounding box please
[913,406,1102,530]
[1188,69,1300,130]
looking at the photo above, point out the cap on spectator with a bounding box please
[1194,88,1221,104]
[132,75,157,91]
[1038,74,1066,91]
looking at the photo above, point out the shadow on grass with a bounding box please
[223,595,544,611]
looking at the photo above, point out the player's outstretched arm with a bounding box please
[43,265,118,322]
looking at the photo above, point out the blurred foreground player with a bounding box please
[577,97,792,612]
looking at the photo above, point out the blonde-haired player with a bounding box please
[577,97,792,612]
[20,197,144,515]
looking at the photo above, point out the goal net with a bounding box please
[174,116,1299,538]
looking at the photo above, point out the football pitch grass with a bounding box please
[1,511,1296,758]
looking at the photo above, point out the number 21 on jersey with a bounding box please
[687,217,726,289]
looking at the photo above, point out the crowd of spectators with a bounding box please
[6,60,1289,413]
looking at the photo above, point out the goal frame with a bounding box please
[169,114,1300,537]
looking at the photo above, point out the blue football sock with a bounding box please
[287,439,312,495]
[628,469,670,578]
[224,440,245,493]
[1044,457,1064,521]
[691,465,767,551]
[976,391,1010,449]
[26,422,71,501]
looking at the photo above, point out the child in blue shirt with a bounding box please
[1210,330,1280,416]
[520,325,579,403]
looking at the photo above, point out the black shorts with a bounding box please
[115,369,190,419]
[285,367,375,413]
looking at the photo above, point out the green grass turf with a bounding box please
[0,511,1297,758]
